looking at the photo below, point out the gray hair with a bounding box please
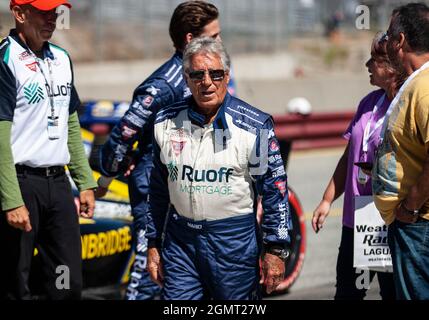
[183,36,231,73]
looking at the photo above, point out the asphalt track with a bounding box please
[268,147,382,300]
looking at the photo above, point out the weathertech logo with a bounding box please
[24,83,44,104]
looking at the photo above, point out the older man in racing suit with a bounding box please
[146,37,291,300]
[98,1,236,300]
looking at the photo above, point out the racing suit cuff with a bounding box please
[97,175,114,188]
[263,241,288,251]
[148,239,162,249]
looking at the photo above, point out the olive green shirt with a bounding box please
[0,112,97,211]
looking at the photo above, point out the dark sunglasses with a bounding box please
[188,69,225,82]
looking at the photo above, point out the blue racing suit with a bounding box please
[100,51,237,299]
[100,52,191,300]
[146,93,291,300]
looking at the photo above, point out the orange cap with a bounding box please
[10,0,72,11]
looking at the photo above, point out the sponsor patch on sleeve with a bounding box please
[121,125,137,140]
[269,140,280,152]
[142,95,154,107]
[275,181,287,197]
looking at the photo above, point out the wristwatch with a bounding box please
[98,176,114,189]
[266,245,290,261]
[400,202,419,216]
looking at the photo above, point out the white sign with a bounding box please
[354,196,392,272]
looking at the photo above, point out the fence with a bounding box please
[0,0,390,61]
[274,111,354,150]
[2,0,429,61]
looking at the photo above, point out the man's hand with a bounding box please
[123,154,136,178]
[79,189,95,219]
[6,206,32,232]
[260,253,285,294]
[124,163,136,178]
[394,202,419,224]
[312,199,331,233]
[147,247,164,287]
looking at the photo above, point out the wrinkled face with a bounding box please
[365,51,393,88]
[200,19,221,42]
[186,52,230,113]
[20,5,58,43]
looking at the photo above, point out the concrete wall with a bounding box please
[74,51,373,115]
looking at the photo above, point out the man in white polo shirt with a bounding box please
[0,0,97,300]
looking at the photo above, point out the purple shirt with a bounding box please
[342,89,390,228]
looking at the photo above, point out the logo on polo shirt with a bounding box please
[26,62,38,72]
[24,82,44,104]
[19,51,31,61]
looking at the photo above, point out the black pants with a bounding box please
[334,226,395,300]
[0,172,82,300]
